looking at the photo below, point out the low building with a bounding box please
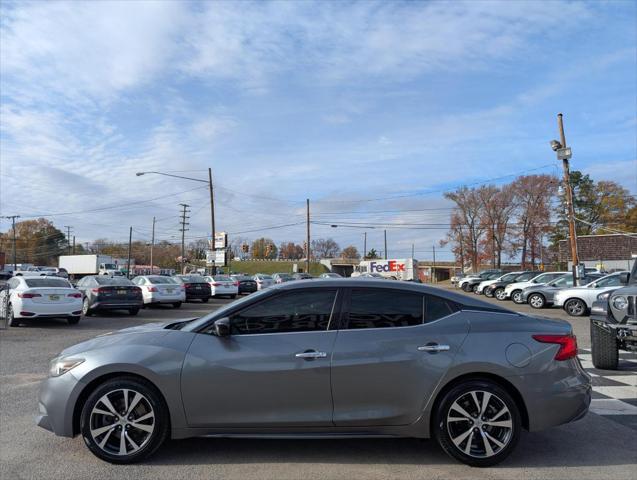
[558,233,637,272]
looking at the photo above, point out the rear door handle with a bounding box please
[417,343,450,353]
[295,350,327,359]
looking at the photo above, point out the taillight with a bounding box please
[91,287,107,294]
[18,292,42,298]
[213,283,222,287]
[233,282,239,287]
[147,286,158,292]
[533,334,578,361]
[184,283,192,289]
[67,293,82,298]
[133,287,142,295]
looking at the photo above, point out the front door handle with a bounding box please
[417,343,450,353]
[295,350,327,359]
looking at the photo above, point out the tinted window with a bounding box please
[95,277,133,286]
[213,275,232,282]
[177,275,206,283]
[425,295,453,322]
[230,289,337,334]
[515,272,538,282]
[24,278,71,288]
[596,275,624,287]
[346,289,423,329]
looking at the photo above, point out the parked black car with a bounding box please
[230,274,257,294]
[487,271,540,300]
[75,275,143,316]
[174,275,212,302]
[462,271,502,293]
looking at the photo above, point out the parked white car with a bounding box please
[132,275,185,308]
[253,274,275,290]
[0,276,83,326]
[553,272,629,316]
[204,275,238,298]
[476,271,524,295]
[505,271,568,303]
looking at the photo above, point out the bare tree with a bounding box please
[444,187,487,272]
[477,184,517,268]
[311,238,340,259]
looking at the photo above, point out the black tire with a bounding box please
[461,283,471,292]
[201,298,209,303]
[528,293,546,309]
[172,302,182,309]
[484,289,494,298]
[67,316,81,325]
[494,288,506,301]
[471,284,479,293]
[229,295,237,299]
[80,376,169,464]
[434,380,521,467]
[511,290,524,304]
[83,298,94,317]
[591,322,619,370]
[7,305,20,327]
[128,308,140,316]
[564,298,587,317]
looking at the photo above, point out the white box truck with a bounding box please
[351,258,419,281]
[58,255,123,278]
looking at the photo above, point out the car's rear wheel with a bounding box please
[172,302,181,309]
[564,298,587,317]
[591,322,619,370]
[7,305,20,327]
[511,290,524,304]
[202,298,209,303]
[434,380,521,467]
[229,295,237,299]
[67,316,81,325]
[528,293,546,309]
[461,283,471,292]
[80,376,169,464]
[494,288,506,301]
[83,298,94,316]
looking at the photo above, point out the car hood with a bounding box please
[59,319,197,357]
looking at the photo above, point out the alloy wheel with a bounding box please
[495,289,506,300]
[565,299,586,316]
[529,294,545,309]
[89,389,155,457]
[446,390,513,459]
[511,291,523,304]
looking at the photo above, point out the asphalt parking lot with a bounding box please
[1,290,636,480]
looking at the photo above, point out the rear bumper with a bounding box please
[14,299,83,318]
[145,293,186,304]
[212,288,238,296]
[185,292,211,300]
[92,300,143,310]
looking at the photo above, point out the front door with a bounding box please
[181,288,340,427]
[331,288,469,426]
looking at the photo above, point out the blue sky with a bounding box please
[1,0,635,260]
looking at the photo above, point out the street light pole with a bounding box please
[306,199,311,274]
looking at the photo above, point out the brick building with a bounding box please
[558,234,637,271]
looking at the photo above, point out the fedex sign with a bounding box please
[370,261,406,273]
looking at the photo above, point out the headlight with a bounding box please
[597,291,613,302]
[612,296,628,310]
[49,357,84,377]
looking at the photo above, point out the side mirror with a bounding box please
[213,317,231,337]
[619,272,630,284]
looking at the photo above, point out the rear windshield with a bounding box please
[213,275,232,281]
[95,277,134,286]
[232,276,252,281]
[256,275,272,279]
[177,275,206,283]
[24,278,71,288]
[147,276,178,285]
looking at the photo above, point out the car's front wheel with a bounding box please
[528,293,546,309]
[591,322,618,370]
[434,380,521,467]
[511,290,524,304]
[484,289,494,298]
[83,298,94,317]
[494,288,506,301]
[80,376,169,464]
[564,298,587,317]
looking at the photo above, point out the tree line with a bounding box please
[442,171,635,271]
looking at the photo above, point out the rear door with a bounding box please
[331,288,469,426]
[181,288,341,427]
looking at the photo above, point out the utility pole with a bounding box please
[432,244,437,283]
[150,216,155,274]
[127,227,133,279]
[179,204,190,274]
[363,232,367,260]
[64,226,73,255]
[72,236,76,255]
[384,230,387,260]
[306,199,311,273]
[208,168,216,275]
[556,113,580,285]
[411,243,415,258]
[3,216,20,272]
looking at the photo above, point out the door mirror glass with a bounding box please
[213,317,231,337]
[619,272,629,284]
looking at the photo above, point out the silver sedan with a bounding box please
[37,279,590,467]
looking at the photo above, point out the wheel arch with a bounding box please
[429,372,530,436]
[72,371,171,437]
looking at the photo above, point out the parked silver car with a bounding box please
[37,279,590,467]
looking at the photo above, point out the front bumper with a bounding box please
[36,372,85,437]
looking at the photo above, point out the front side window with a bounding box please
[230,289,337,335]
[345,289,423,329]
[595,275,623,288]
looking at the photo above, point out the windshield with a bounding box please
[499,272,520,282]
[486,272,502,279]
[103,263,117,270]
[146,276,178,285]
[515,272,538,282]
[213,275,232,282]
[256,275,273,280]
[24,278,71,288]
[95,276,133,286]
[276,273,293,278]
[177,275,206,283]
[550,275,572,287]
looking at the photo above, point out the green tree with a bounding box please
[0,218,67,266]
[366,248,379,259]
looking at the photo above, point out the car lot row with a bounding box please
[453,269,629,317]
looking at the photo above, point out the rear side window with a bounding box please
[345,289,423,329]
[230,289,337,335]
[425,295,454,322]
